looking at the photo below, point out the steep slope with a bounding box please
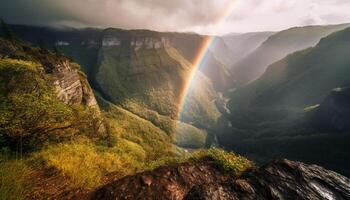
[198,50,234,92]
[220,27,350,177]
[0,38,104,152]
[96,29,219,131]
[7,25,231,93]
[7,25,223,132]
[0,38,98,108]
[309,87,350,132]
[208,36,233,67]
[232,24,350,86]
[222,32,274,67]
[94,159,350,200]
[229,26,350,110]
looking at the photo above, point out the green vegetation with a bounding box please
[0,19,18,41]
[232,23,350,86]
[0,158,32,200]
[96,34,219,130]
[0,59,71,150]
[175,122,207,148]
[187,148,253,176]
[35,136,144,188]
[220,26,350,177]
[229,27,350,111]
[0,59,100,153]
[0,29,253,198]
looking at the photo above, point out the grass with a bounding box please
[0,158,32,200]
[0,41,250,196]
[32,104,181,189]
[187,148,253,176]
[175,122,207,148]
[34,136,143,189]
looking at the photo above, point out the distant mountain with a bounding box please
[219,26,350,177]
[221,32,274,67]
[229,26,350,110]
[208,36,233,67]
[232,24,350,86]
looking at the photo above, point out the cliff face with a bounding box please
[185,159,350,200]
[95,29,219,129]
[310,87,350,131]
[0,38,98,109]
[93,159,350,200]
[51,60,98,107]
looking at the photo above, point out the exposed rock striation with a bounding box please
[93,159,350,200]
[50,60,97,107]
[0,38,98,108]
[185,159,350,200]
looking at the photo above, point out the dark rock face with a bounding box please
[311,88,350,131]
[93,162,228,200]
[185,159,350,200]
[93,159,350,200]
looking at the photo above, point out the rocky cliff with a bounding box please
[185,159,350,200]
[96,29,219,129]
[93,159,350,200]
[0,38,98,108]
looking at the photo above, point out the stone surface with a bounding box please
[93,159,350,200]
[93,162,228,200]
[185,159,350,200]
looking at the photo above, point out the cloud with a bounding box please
[0,0,350,34]
[0,0,230,31]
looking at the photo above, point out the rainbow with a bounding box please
[177,0,236,119]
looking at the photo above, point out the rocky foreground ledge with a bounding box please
[93,159,350,200]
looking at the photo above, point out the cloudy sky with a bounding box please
[1,0,350,34]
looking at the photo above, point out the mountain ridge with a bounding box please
[231,23,350,86]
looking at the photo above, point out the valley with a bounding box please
[1,17,350,199]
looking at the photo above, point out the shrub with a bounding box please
[0,59,102,152]
[0,59,73,150]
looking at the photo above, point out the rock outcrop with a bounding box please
[50,60,98,107]
[0,38,98,108]
[93,159,350,200]
[93,162,229,200]
[185,159,350,200]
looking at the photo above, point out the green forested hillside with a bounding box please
[218,27,350,177]
[231,24,350,86]
[0,38,183,199]
[229,26,350,111]
[96,29,219,131]
[8,25,222,135]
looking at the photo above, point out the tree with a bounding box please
[0,18,18,41]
